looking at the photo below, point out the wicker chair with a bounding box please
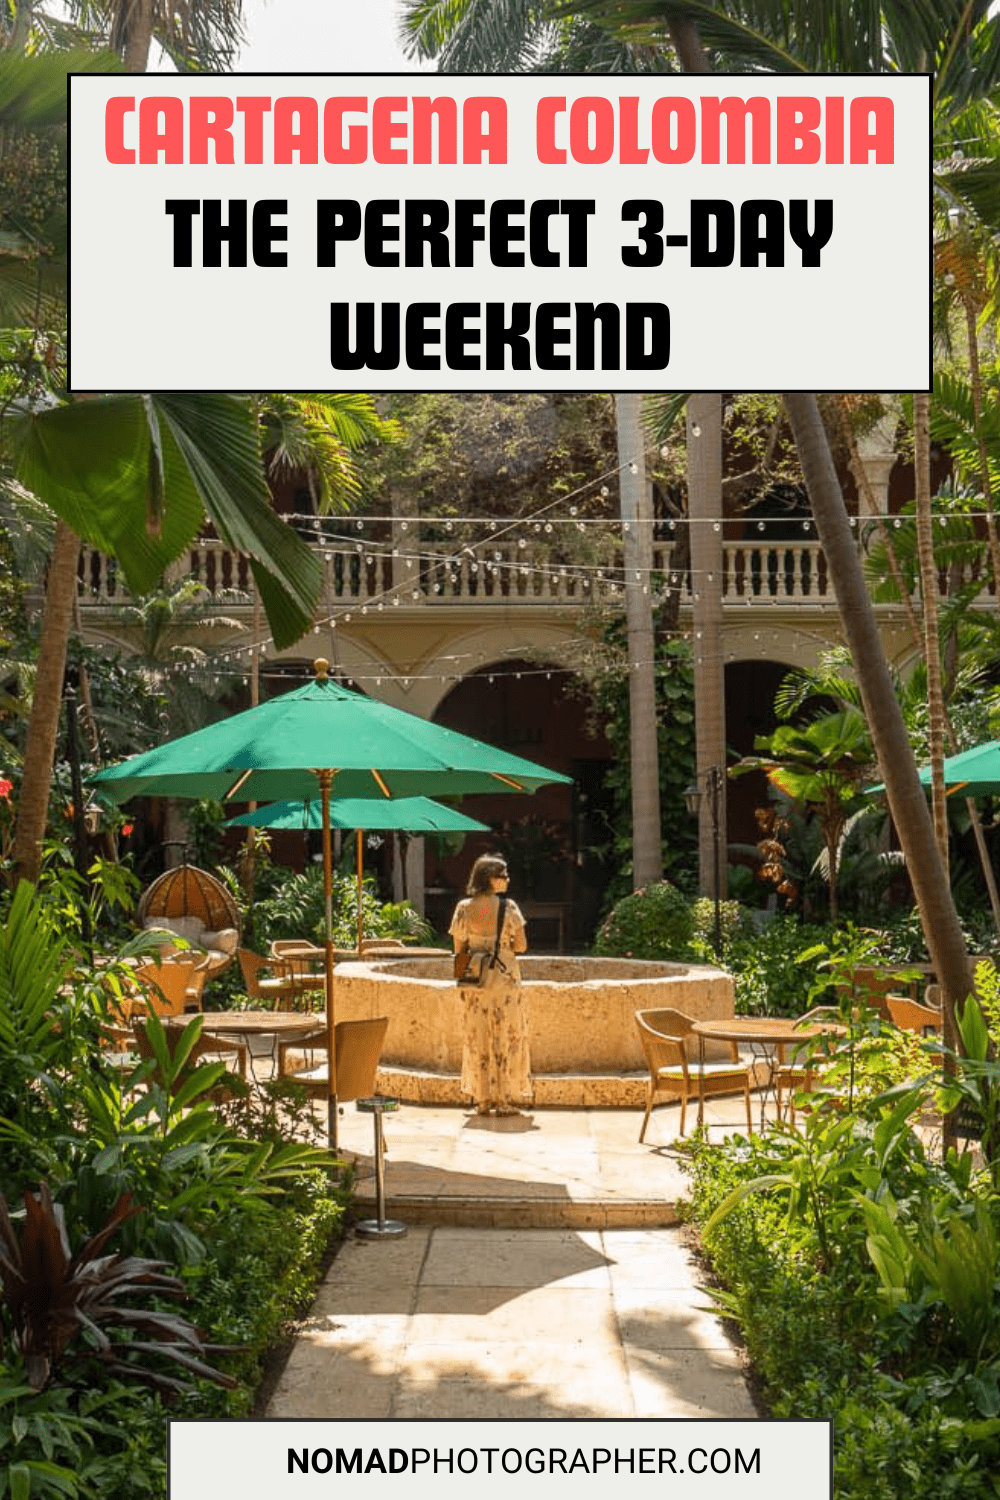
[237,949,297,1010]
[277,1016,389,1100]
[885,994,944,1070]
[635,1007,753,1141]
[138,865,241,978]
[774,1006,843,1123]
[836,966,917,1021]
[132,960,204,1017]
[885,994,943,1035]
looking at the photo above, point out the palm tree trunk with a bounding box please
[915,392,949,869]
[12,521,81,885]
[616,394,662,888]
[963,296,1000,594]
[123,0,156,72]
[783,395,972,1037]
[688,394,727,901]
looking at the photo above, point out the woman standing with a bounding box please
[449,854,531,1116]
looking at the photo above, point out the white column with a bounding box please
[850,404,900,514]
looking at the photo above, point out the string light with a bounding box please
[85,432,941,694]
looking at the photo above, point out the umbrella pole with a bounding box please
[320,770,338,1151]
[356,827,363,956]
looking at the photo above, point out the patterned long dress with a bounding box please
[449,895,531,1112]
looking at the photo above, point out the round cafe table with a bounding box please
[691,1016,843,1130]
[164,1009,326,1085]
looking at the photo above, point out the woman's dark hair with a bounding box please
[467,855,509,895]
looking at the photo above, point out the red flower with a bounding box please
[0,778,12,800]
[121,823,134,837]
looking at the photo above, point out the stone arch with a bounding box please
[397,620,586,720]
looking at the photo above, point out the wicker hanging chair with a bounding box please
[138,864,242,974]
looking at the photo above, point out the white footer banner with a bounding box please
[168,1419,831,1499]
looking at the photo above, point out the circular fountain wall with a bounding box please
[328,954,735,1106]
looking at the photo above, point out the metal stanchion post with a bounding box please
[355,1096,407,1240]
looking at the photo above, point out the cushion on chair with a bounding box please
[656,1061,751,1081]
[143,916,238,972]
[200,927,238,955]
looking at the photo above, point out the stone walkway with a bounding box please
[265,1098,761,1420]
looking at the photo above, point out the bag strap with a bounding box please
[492,894,508,968]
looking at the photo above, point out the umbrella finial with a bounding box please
[314,658,330,681]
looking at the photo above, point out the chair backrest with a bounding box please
[837,966,916,1019]
[133,960,199,1017]
[639,1007,695,1039]
[237,948,286,1000]
[634,1009,689,1077]
[334,1017,389,1102]
[271,940,322,958]
[886,994,943,1035]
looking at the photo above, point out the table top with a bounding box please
[166,1010,326,1036]
[692,1016,843,1044]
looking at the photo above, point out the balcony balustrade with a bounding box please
[77,535,846,611]
[78,532,988,614]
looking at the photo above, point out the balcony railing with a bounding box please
[79,535,940,610]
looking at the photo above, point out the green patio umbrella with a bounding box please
[92,659,570,1147]
[223,795,489,953]
[868,740,1000,799]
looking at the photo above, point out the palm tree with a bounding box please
[1,41,396,884]
[785,394,974,1019]
[733,709,872,923]
[573,0,985,1034]
[8,0,246,71]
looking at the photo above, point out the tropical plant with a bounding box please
[732,710,874,923]
[936,986,1000,1185]
[0,1182,237,1394]
[854,1189,1000,1364]
[726,913,835,1015]
[0,880,78,1159]
[64,1009,330,1262]
[0,1366,140,1500]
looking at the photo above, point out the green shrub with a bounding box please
[725,914,836,1017]
[593,880,696,960]
[230,864,432,957]
[181,1167,350,1414]
[689,897,756,959]
[684,1083,1000,1500]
